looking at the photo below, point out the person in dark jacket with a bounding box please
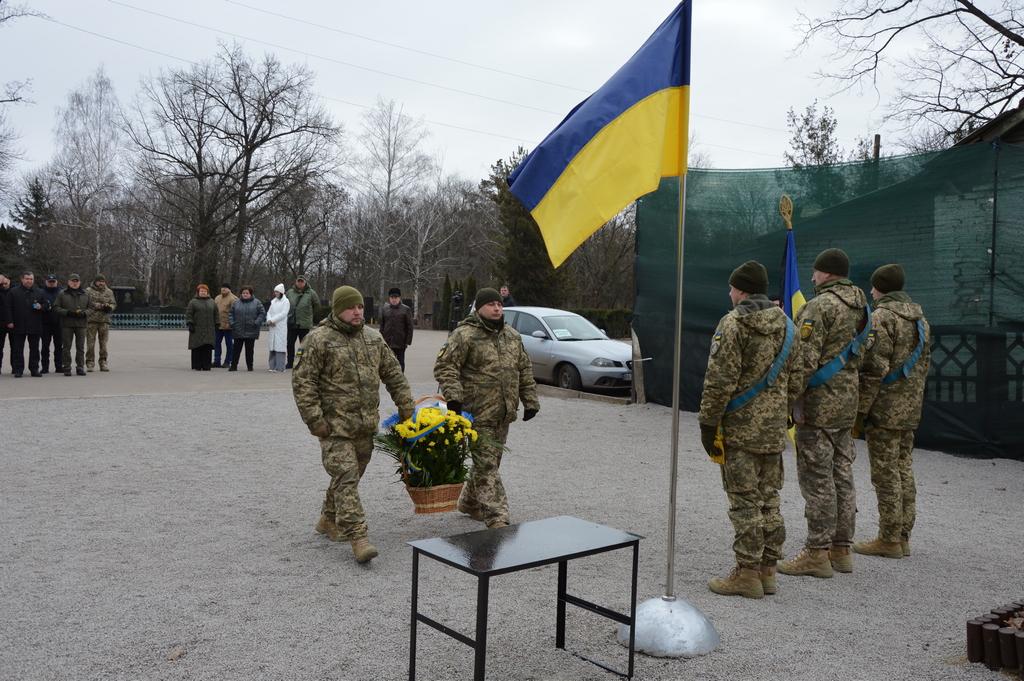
[186,284,218,371]
[0,274,12,374]
[500,285,518,308]
[53,274,90,376]
[228,286,266,371]
[285,275,320,369]
[8,271,49,377]
[379,287,414,371]
[40,274,64,374]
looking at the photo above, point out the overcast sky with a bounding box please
[1,0,904,196]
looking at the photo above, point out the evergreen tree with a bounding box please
[464,275,477,315]
[0,222,23,273]
[481,149,566,307]
[9,177,56,270]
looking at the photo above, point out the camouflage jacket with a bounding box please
[291,315,413,439]
[85,285,117,324]
[433,313,540,428]
[858,292,931,430]
[698,295,800,453]
[792,279,869,429]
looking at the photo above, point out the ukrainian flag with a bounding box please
[783,229,806,319]
[508,2,691,267]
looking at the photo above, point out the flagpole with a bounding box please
[664,171,687,600]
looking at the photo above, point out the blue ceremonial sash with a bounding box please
[881,319,926,385]
[807,303,873,389]
[725,318,796,413]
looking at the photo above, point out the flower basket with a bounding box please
[404,482,464,514]
[375,395,478,514]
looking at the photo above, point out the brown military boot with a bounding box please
[351,537,379,563]
[314,514,343,541]
[852,537,903,559]
[900,535,911,557]
[778,548,833,578]
[457,499,484,521]
[759,563,777,595]
[829,544,854,573]
[708,566,764,599]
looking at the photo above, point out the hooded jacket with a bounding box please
[291,315,413,438]
[266,285,290,352]
[433,313,540,428]
[699,295,801,453]
[858,291,931,430]
[793,279,869,429]
[286,285,320,329]
[85,285,117,324]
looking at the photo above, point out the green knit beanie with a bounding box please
[871,263,905,293]
[813,248,850,277]
[728,260,768,295]
[332,285,363,316]
[474,287,502,309]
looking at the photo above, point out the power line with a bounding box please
[107,0,567,117]
[222,0,591,94]
[33,15,536,146]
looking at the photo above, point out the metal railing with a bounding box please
[111,313,186,329]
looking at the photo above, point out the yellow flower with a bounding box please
[438,427,445,434]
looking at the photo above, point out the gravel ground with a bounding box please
[2,338,1022,680]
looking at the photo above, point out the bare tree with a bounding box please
[202,44,340,286]
[125,61,240,287]
[348,97,435,299]
[784,100,844,167]
[50,67,125,274]
[563,206,636,309]
[0,0,41,200]
[799,1,1024,137]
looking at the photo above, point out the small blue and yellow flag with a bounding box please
[783,229,806,319]
[508,2,692,267]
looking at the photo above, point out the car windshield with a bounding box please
[542,315,605,341]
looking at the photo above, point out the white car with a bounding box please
[504,306,632,391]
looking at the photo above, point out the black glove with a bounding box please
[699,424,718,457]
[523,408,538,421]
[446,400,462,415]
[187,323,195,333]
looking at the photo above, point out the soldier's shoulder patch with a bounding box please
[710,331,723,356]
[866,330,876,349]
[437,342,448,358]
[800,319,815,339]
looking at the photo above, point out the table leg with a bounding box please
[474,575,489,681]
[628,542,639,679]
[556,559,567,649]
[409,549,419,681]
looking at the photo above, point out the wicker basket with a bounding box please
[405,482,464,514]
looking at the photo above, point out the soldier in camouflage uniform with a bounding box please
[699,261,800,599]
[85,275,116,372]
[433,287,540,529]
[780,248,870,579]
[292,285,414,563]
[853,264,930,560]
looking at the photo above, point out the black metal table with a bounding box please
[408,515,642,680]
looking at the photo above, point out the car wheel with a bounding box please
[556,363,582,390]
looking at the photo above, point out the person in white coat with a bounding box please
[266,283,291,372]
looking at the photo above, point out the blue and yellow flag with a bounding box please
[508,2,692,267]
[782,229,806,319]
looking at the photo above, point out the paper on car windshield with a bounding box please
[552,328,572,339]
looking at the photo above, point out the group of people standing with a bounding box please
[699,248,930,599]
[184,276,321,372]
[0,271,116,377]
[292,286,537,564]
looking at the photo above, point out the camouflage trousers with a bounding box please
[86,322,110,368]
[795,425,857,549]
[866,426,917,543]
[320,435,374,540]
[720,448,786,569]
[459,422,510,528]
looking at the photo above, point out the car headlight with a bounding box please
[590,357,618,367]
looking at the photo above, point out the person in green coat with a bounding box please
[285,275,320,369]
[186,284,218,371]
[53,274,90,376]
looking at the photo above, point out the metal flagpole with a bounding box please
[664,171,687,600]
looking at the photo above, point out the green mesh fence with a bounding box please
[634,143,1024,459]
